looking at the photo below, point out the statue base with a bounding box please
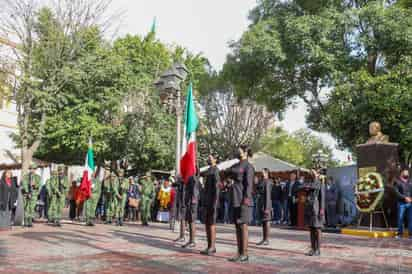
[356,143,399,228]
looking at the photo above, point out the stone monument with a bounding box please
[356,122,399,228]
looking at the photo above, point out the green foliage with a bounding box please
[260,127,337,168]
[36,27,209,172]
[124,97,176,173]
[225,0,412,163]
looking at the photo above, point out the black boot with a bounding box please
[306,229,316,256]
[229,225,242,262]
[314,229,321,256]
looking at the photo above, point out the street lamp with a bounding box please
[155,63,189,176]
[312,149,328,170]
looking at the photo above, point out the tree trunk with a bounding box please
[21,146,33,178]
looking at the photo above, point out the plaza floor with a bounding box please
[0,221,411,274]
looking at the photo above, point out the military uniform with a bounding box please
[228,160,254,224]
[115,176,129,226]
[21,171,41,227]
[302,178,325,256]
[203,166,220,225]
[227,159,254,262]
[140,177,155,225]
[104,174,118,224]
[46,171,69,226]
[256,177,272,245]
[200,165,220,255]
[85,177,102,226]
[181,175,201,248]
[184,176,200,223]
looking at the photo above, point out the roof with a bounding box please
[199,152,308,174]
[250,152,307,172]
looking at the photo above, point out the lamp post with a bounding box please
[155,63,189,177]
[312,149,329,171]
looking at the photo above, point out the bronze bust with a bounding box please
[366,121,389,144]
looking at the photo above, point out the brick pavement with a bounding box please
[0,221,411,274]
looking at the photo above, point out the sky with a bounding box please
[109,0,350,162]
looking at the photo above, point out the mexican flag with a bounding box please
[180,83,199,184]
[77,139,95,204]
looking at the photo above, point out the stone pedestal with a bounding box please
[356,143,399,227]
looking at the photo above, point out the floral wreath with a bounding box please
[355,172,385,213]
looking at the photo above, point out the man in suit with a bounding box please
[287,172,301,226]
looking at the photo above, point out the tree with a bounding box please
[260,127,337,168]
[198,83,275,162]
[123,97,176,173]
[0,0,114,174]
[224,0,412,163]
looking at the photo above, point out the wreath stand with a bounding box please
[357,206,389,232]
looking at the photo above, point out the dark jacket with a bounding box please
[257,179,272,212]
[204,166,220,209]
[286,180,301,200]
[0,177,17,211]
[394,178,412,202]
[302,180,325,228]
[271,184,282,202]
[228,160,254,207]
[184,176,200,207]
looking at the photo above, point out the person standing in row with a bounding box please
[21,164,41,227]
[173,176,186,242]
[256,168,272,246]
[140,172,155,226]
[115,170,129,226]
[0,169,17,228]
[394,168,412,239]
[227,145,254,263]
[85,171,102,226]
[302,170,325,256]
[104,172,117,224]
[181,171,200,249]
[271,177,282,225]
[47,166,69,227]
[287,172,300,226]
[201,155,220,255]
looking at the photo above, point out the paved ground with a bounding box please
[1,221,412,274]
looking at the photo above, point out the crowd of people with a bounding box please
[1,144,411,263]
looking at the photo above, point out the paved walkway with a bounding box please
[0,221,411,274]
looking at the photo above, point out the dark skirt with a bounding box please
[304,202,324,228]
[204,206,218,225]
[260,208,272,222]
[233,205,250,225]
[185,204,198,223]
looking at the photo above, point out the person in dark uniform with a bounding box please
[301,170,326,256]
[201,155,220,255]
[287,172,301,226]
[173,176,186,242]
[227,145,254,263]
[181,171,200,248]
[325,177,339,227]
[256,168,272,246]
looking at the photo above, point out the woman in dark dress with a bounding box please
[227,145,254,263]
[0,169,17,228]
[201,154,220,255]
[181,171,200,248]
[302,170,326,256]
[256,168,272,246]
